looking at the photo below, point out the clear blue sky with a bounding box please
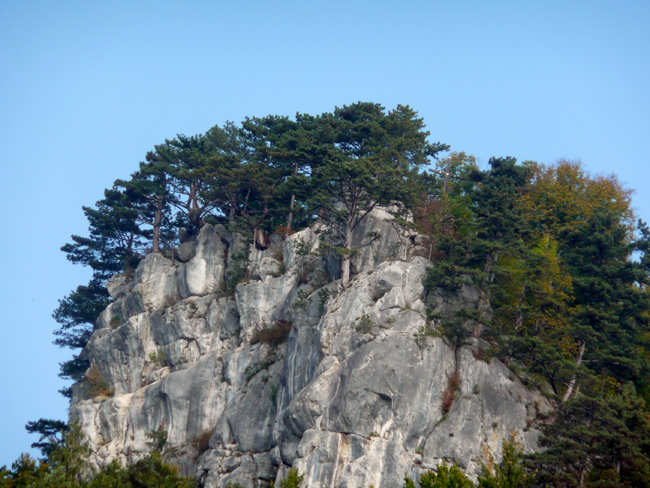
[1,0,649,466]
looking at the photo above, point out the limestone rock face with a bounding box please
[70,209,550,487]
[176,224,228,298]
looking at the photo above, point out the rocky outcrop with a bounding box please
[71,211,550,487]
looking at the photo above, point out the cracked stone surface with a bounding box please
[71,209,550,487]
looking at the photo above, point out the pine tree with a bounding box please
[310,102,446,284]
[241,114,315,233]
[55,186,148,393]
[61,186,149,279]
[145,133,217,236]
[24,419,67,459]
[527,384,650,487]
[52,278,108,351]
[477,440,530,488]
[404,463,474,488]
[116,166,175,254]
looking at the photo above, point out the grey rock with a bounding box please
[175,240,197,262]
[177,224,227,298]
[106,273,130,299]
[252,256,283,281]
[350,206,413,273]
[70,208,551,487]
[133,253,180,312]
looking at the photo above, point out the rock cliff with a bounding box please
[70,210,550,487]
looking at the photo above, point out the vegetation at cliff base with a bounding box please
[1,424,195,488]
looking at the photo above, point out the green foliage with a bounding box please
[421,158,650,485]
[24,419,67,459]
[52,278,109,350]
[277,468,304,488]
[45,424,89,485]
[58,355,90,385]
[414,323,437,349]
[0,451,196,488]
[109,315,122,329]
[85,364,113,398]
[149,349,171,368]
[294,239,311,257]
[94,451,195,488]
[404,463,474,488]
[526,383,650,487]
[54,186,150,397]
[477,440,530,488]
[307,102,447,283]
[292,289,311,311]
[146,133,218,234]
[317,288,331,314]
[51,102,445,399]
[146,424,169,453]
[53,278,107,389]
[355,313,376,333]
[7,423,194,487]
[0,453,49,487]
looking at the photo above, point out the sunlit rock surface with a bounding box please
[71,210,550,487]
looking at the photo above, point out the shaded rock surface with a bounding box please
[71,210,550,487]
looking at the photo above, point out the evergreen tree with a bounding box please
[24,419,67,459]
[52,278,108,351]
[424,157,534,339]
[55,186,148,393]
[0,454,49,488]
[241,114,315,233]
[477,440,530,488]
[146,133,218,236]
[527,384,650,487]
[404,463,474,488]
[115,166,175,254]
[202,121,249,227]
[415,152,478,261]
[89,452,195,488]
[277,468,304,488]
[561,206,646,386]
[310,102,446,284]
[61,186,149,280]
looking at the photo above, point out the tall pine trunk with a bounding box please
[341,221,353,285]
[152,197,163,253]
[228,205,235,227]
[286,193,296,235]
[285,162,298,235]
[562,341,586,403]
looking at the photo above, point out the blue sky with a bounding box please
[1,0,649,466]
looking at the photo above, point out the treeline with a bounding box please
[421,156,650,486]
[1,424,304,488]
[53,102,447,392]
[0,425,193,488]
